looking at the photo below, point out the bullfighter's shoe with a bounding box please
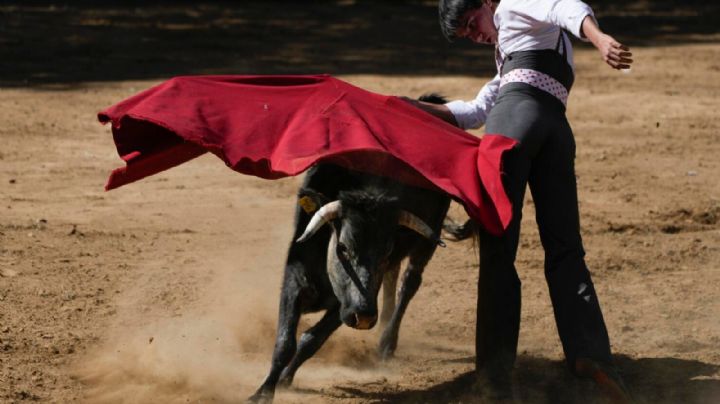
[474,368,516,403]
[574,358,634,403]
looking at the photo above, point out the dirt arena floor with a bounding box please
[1,1,719,403]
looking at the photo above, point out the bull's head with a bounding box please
[296,189,442,330]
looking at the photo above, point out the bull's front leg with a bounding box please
[379,264,400,328]
[248,280,302,403]
[277,304,342,388]
[378,249,432,360]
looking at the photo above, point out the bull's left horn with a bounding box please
[398,210,446,247]
[296,201,342,243]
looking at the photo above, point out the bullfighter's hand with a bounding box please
[582,16,633,70]
[397,96,458,127]
[597,34,633,70]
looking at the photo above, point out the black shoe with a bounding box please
[474,369,515,403]
[574,358,634,403]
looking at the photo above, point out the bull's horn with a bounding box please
[398,210,446,247]
[296,201,342,243]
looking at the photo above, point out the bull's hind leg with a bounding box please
[379,264,400,328]
[277,305,342,388]
[378,248,434,360]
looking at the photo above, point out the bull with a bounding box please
[249,95,451,403]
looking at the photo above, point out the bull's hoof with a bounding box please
[276,373,294,390]
[247,390,274,404]
[377,336,397,361]
[378,346,395,361]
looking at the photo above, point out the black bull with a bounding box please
[250,97,453,402]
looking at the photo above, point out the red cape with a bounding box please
[98,75,516,235]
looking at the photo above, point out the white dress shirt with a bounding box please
[445,0,597,129]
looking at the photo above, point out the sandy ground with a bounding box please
[2,3,720,404]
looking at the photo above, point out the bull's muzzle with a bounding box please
[344,311,378,330]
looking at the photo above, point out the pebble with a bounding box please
[0,268,19,277]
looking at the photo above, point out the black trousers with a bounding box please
[478,84,612,381]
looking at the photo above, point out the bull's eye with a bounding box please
[384,240,394,257]
[382,247,392,261]
[336,242,350,261]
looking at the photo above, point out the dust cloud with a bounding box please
[74,232,390,403]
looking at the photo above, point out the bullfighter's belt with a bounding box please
[500,68,569,106]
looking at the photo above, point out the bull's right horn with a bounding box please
[296,201,342,243]
[398,210,446,247]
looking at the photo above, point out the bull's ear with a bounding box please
[297,188,328,215]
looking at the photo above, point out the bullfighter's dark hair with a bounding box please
[419,93,448,105]
[438,0,498,42]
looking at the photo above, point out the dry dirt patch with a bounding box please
[1,38,719,404]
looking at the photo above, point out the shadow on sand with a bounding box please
[1,0,719,87]
[328,354,720,403]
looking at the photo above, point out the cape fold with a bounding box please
[98,75,516,235]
